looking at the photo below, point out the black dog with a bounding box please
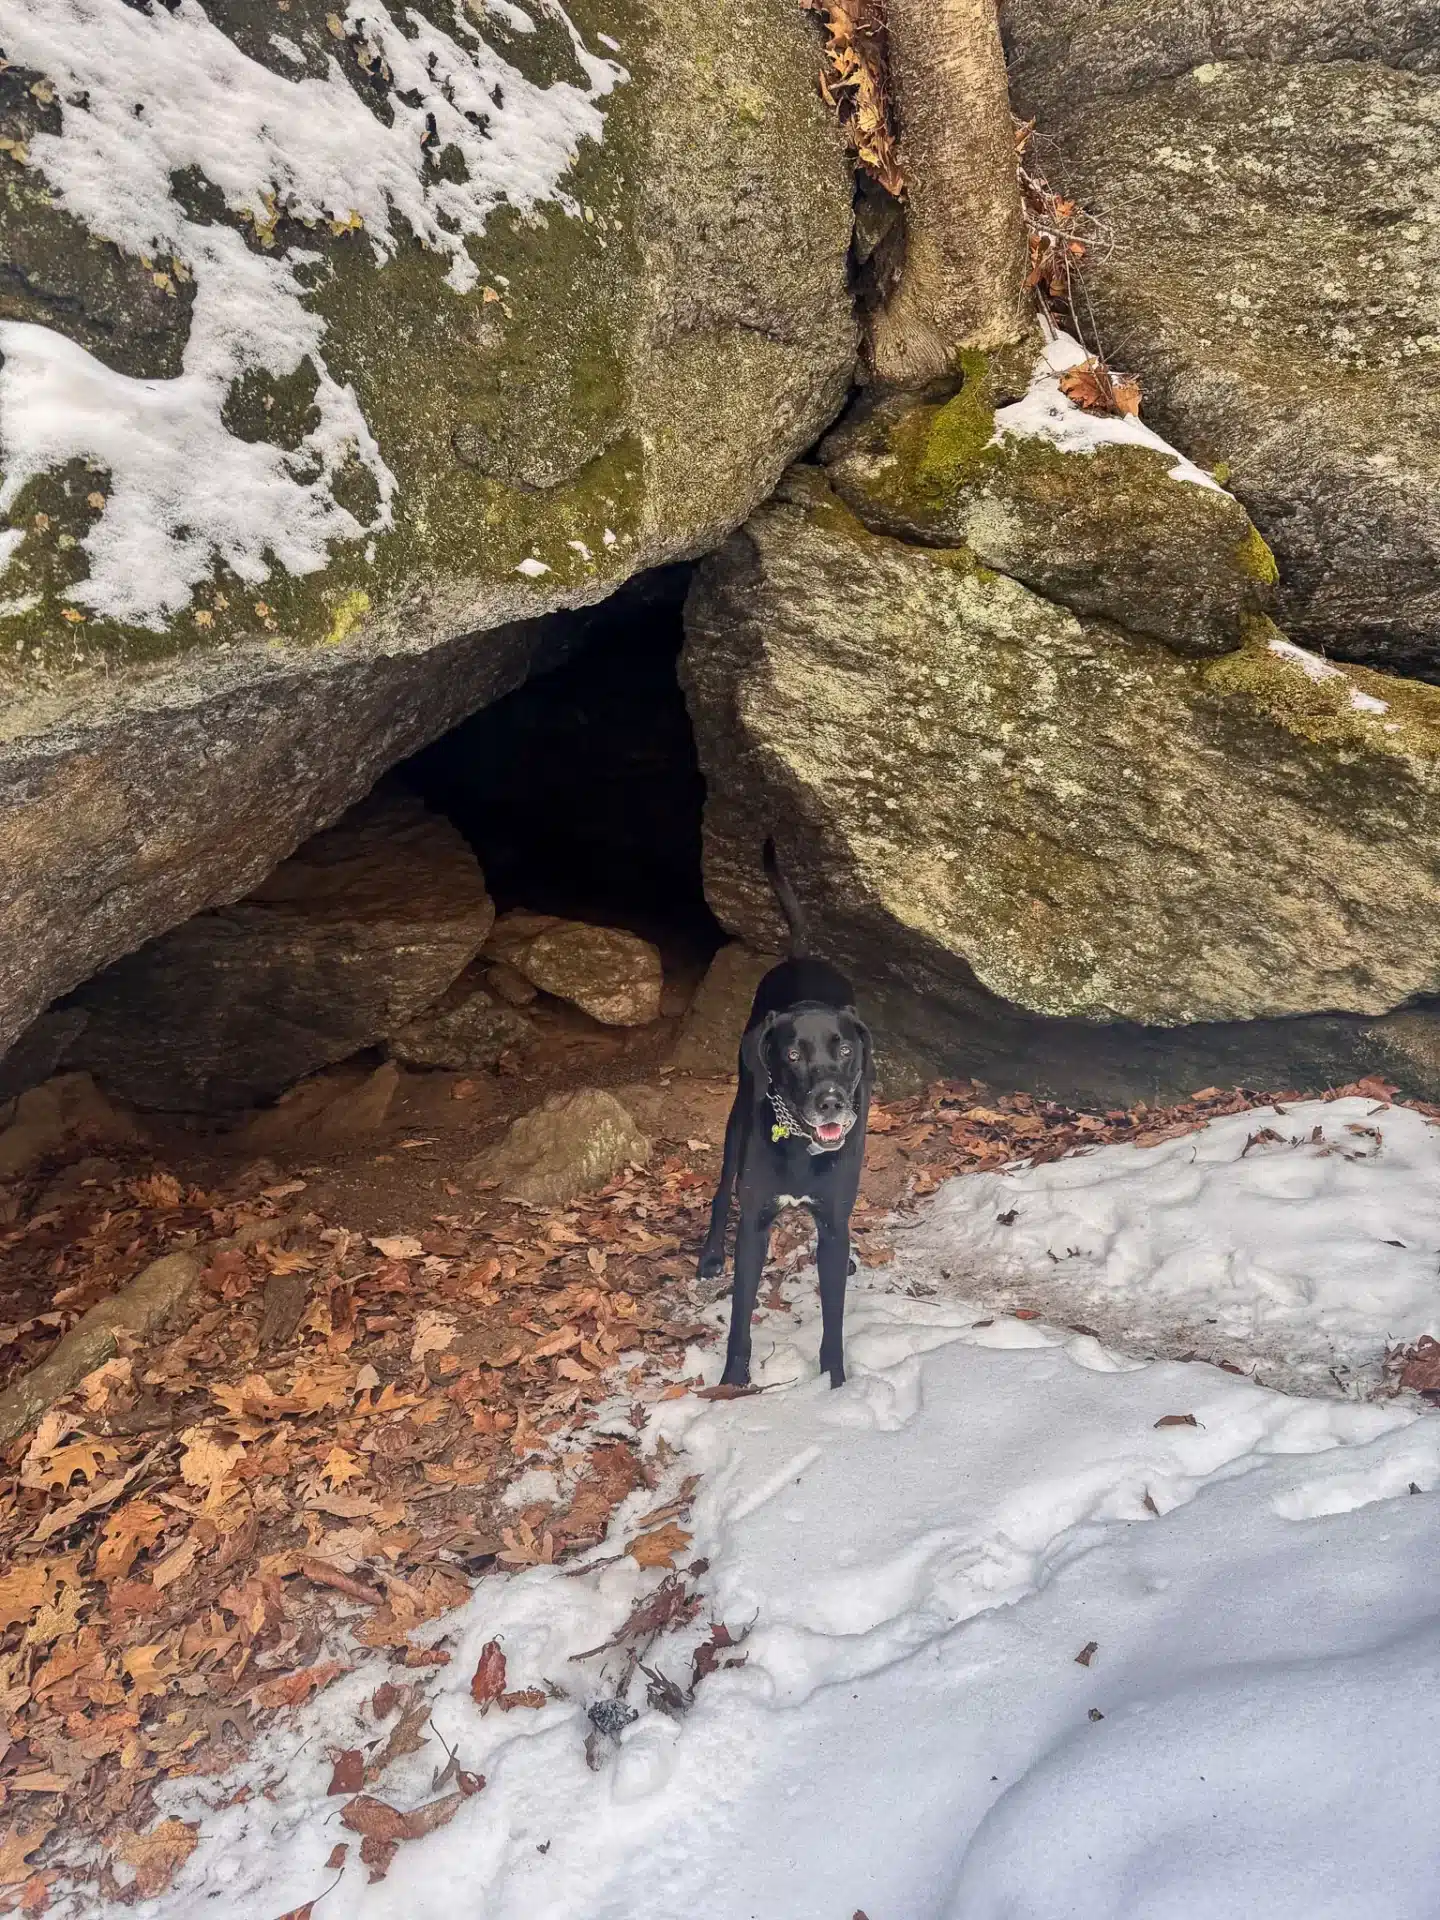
[697,842,872,1389]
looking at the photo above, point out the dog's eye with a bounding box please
[787,1046,800,1062]
[838,1043,851,1060]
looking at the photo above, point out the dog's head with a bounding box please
[755,1004,870,1147]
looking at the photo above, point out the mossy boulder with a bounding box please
[820,352,1275,655]
[0,0,854,1060]
[682,472,1440,1052]
[1001,52,1440,677]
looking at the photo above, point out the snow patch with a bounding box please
[910,1096,1440,1390]
[110,1280,1440,1920]
[994,331,1224,491]
[1268,635,1390,713]
[0,0,622,626]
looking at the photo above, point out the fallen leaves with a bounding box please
[469,1639,507,1710]
[339,1792,465,1882]
[250,1662,347,1711]
[1154,1413,1199,1429]
[801,0,902,196]
[1075,1640,1098,1667]
[627,1522,693,1570]
[370,1235,423,1261]
[114,1818,198,1898]
[327,1749,365,1796]
[1058,358,1142,419]
[0,1822,53,1888]
[1387,1335,1440,1401]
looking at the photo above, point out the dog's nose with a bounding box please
[815,1089,847,1118]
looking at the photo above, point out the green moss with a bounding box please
[900,354,1001,503]
[1205,619,1440,759]
[1236,524,1279,586]
[1212,459,1232,485]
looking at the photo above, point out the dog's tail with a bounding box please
[763,837,808,956]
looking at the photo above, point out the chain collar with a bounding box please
[767,1085,855,1156]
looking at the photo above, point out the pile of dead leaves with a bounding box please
[0,1147,724,1909]
[802,0,903,197]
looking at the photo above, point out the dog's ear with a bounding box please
[742,1010,780,1084]
[849,1016,873,1085]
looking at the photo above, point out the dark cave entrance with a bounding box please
[398,562,724,971]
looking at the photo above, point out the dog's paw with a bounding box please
[823,1359,846,1390]
[719,1360,752,1389]
[696,1246,726,1282]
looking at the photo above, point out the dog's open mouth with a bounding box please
[814,1119,848,1145]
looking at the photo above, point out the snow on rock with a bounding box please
[110,1275,1440,1920]
[1267,633,1392,714]
[993,330,1225,491]
[909,1096,1440,1392]
[0,0,621,625]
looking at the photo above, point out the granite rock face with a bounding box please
[683,463,1440,1098]
[1000,30,1440,677]
[484,912,663,1027]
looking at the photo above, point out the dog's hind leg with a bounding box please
[697,1097,745,1281]
[815,1214,850,1389]
[719,1210,769,1387]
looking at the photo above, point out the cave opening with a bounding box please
[398,562,724,973]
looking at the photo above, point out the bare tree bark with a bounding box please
[869,0,1029,385]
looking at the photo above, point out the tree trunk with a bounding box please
[870,0,1029,385]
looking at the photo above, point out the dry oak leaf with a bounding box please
[179,1425,246,1504]
[411,1312,457,1366]
[0,1567,50,1630]
[1154,1413,1199,1429]
[250,1661,346,1710]
[627,1523,692,1570]
[115,1819,199,1898]
[1058,358,1142,418]
[370,1234,423,1261]
[497,1688,548,1711]
[340,1793,465,1879]
[317,1446,365,1491]
[131,1171,183,1209]
[470,1638,507,1710]
[20,1438,118,1494]
[529,1324,581,1360]
[0,1822,54,1889]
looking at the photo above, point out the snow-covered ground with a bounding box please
[101,1098,1440,1919]
[906,1095,1440,1393]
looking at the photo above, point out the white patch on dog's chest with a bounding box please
[775,1194,812,1210]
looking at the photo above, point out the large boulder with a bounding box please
[682,461,1440,1099]
[0,0,855,1060]
[1000,19,1440,676]
[59,786,494,1111]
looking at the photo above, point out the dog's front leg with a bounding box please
[815,1213,850,1389]
[697,1096,744,1281]
[720,1211,769,1387]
